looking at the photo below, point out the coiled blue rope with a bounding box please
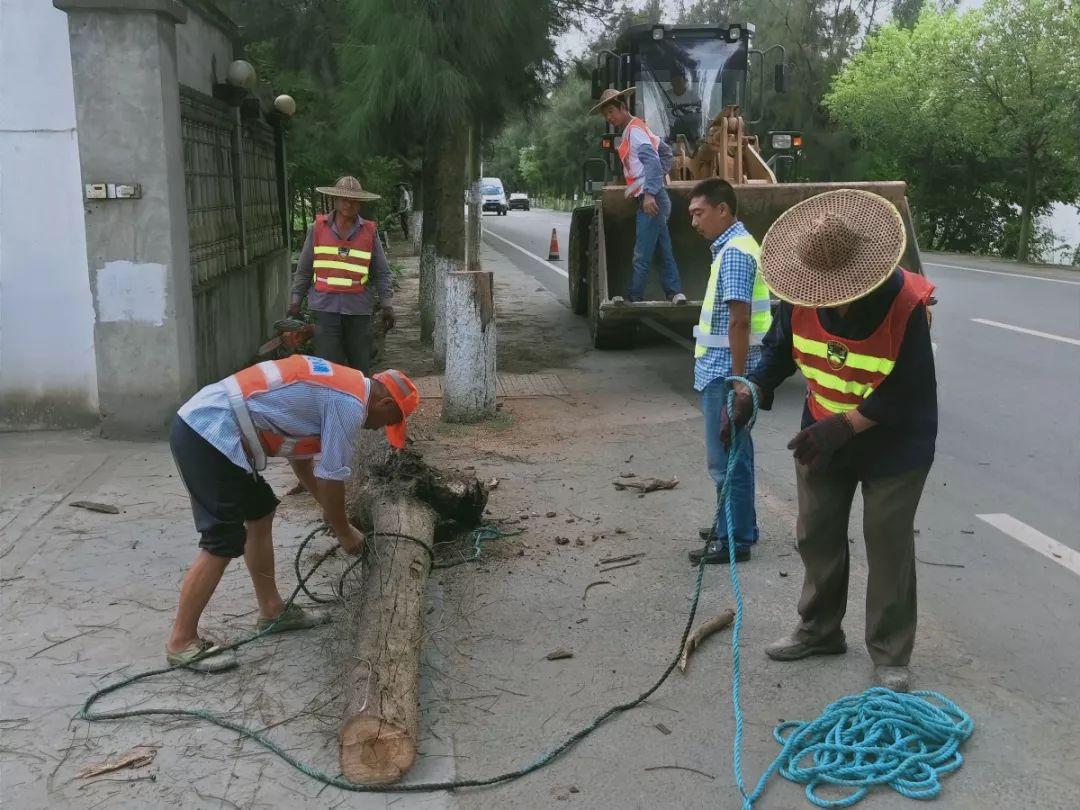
[719,377,973,808]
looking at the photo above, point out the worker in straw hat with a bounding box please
[590,87,686,305]
[727,189,937,693]
[289,176,395,376]
[167,358,419,672]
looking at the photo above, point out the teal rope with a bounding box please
[718,376,973,808]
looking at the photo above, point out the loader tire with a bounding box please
[587,215,635,350]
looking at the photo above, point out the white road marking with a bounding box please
[976,514,1080,577]
[484,229,568,278]
[970,318,1080,347]
[925,260,1080,286]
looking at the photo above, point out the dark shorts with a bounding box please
[169,417,280,558]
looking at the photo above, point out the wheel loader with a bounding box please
[567,22,924,349]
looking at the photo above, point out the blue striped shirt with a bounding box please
[178,370,368,481]
[693,221,762,391]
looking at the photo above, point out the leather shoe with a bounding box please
[765,631,847,661]
[689,541,750,565]
[873,665,911,692]
[698,526,715,541]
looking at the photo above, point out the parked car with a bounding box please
[481,177,509,215]
[509,192,531,211]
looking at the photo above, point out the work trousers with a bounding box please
[627,189,682,301]
[313,311,373,375]
[793,462,930,666]
[702,377,758,546]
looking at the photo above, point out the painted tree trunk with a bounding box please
[442,271,496,423]
[418,153,439,346]
[432,123,468,369]
[466,123,483,272]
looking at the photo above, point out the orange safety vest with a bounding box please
[791,270,934,421]
[312,214,376,294]
[222,355,368,471]
[616,117,661,198]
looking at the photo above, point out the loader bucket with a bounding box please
[597,181,922,320]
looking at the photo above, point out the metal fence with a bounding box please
[180,87,286,290]
[180,88,242,287]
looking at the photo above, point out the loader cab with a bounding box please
[592,24,756,156]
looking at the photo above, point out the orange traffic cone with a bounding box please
[547,228,561,261]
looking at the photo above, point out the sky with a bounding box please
[558,0,1078,261]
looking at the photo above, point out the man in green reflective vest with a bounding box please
[687,178,773,564]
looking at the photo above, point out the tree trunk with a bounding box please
[339,495,436,784]
[419,149,440,346]
[442,271,496,423]
[433,122,468,369]
[466,122,483,272]
[1016,145,1037,263]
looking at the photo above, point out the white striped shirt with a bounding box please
[178,379,367,481]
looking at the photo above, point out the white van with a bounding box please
[481,177,509,216]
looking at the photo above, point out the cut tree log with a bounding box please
[442,270,496,423]
[339,495,435,784]
[341,444,489,784]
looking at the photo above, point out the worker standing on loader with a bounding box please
[165,358,418,672]
[289,176,396,376]
[591,87,686,305]
[687,178,772,565]
[729,190,936,692]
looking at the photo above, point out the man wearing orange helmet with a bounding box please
[165,357,418,672]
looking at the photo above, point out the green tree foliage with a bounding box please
[825,0,1080,260]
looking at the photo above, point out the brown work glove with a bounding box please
[787,414,855,470]
[381,305,396,332]
[720,389,755,449]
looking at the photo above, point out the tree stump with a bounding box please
[442,270,496,423]
[341,445,488,784]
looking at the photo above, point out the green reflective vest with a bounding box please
[693,233,773,359]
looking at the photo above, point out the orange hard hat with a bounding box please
[372,369,419,449]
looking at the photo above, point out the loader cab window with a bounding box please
[634,38,747,150]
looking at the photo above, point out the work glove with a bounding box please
[381,305,396,332]
[720,389,755,449]
[287,301,301,318]
[787,414,855,470]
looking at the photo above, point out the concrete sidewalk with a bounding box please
[0,430,454,809]
[2,242,1075,809]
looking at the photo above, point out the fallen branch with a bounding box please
[612,478,678,494]
[643,765,714,780]
[76,748,156,779]
[678,610,736,673]
[69,501,119,515]
[582,580,612,607]
[598,560,641,574]
[916,556,965,569]
[597,553,645,566]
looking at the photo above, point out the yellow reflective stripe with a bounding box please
[314,245,372,260]
[791,334,895,374]
[313,259,370,274]
[812,392,858,414]
[317,276,359,287]
[795,360,875,398]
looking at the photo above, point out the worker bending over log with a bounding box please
[166,356,419,672]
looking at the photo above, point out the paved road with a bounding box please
[485,207,1080,704]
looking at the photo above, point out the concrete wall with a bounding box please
[194,249,289,383]
[176,0,237,94]
[61,2,198,436]
[0,0,99,429]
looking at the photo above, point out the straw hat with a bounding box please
[589,86,635,115]
[759,189,906,308]
[316,175,381,201]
